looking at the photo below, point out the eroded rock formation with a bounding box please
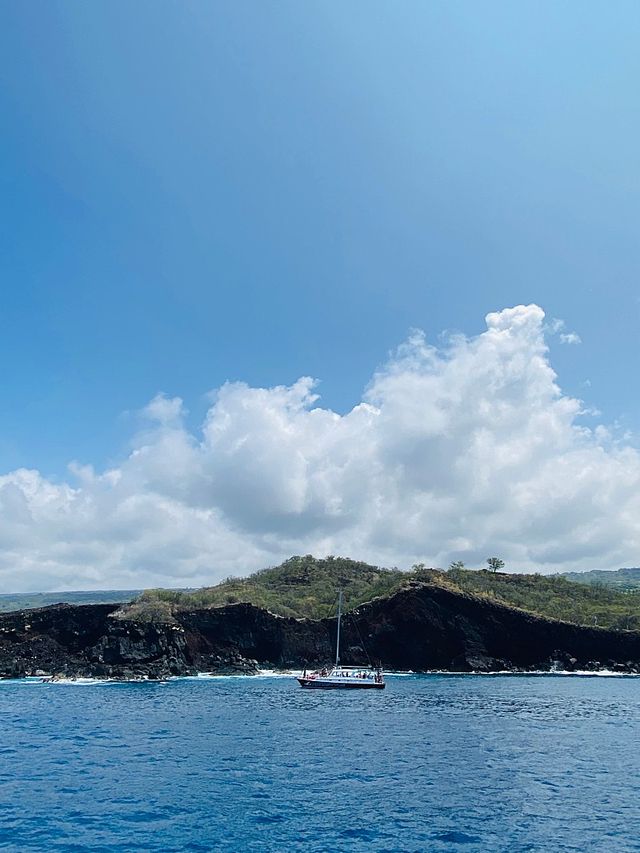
[1,582,639,679]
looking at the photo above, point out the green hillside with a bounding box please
[0,589,142,613]
[120,556,640,631]
[442,567,640,630]
[123,555,406,621]
[557,568,640,591]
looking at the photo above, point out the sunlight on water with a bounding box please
[1,675,639,851]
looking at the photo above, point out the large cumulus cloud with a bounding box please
[1,304,638,591]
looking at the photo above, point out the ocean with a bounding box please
[1,673,639,852]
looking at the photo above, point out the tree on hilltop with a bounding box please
[486,557,505,574]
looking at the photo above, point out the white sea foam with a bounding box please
[188,668,640,679]
[6,676,113,686]
[422,669,637,678]
[2,668,637,686]
[183,669,304,679]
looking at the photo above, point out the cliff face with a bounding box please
[347,583,640,672]
[1,583,640,679]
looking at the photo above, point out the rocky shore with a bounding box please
[1,582,640,680]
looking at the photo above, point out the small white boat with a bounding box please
[297,665,385,690]
[297,591,385,690]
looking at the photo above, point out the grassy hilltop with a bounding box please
[121,555,640,631]
[558,567,640,591]
[445,567,640,630]
[125,556,406,621]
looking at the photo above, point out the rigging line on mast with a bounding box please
[335,589,342,668]
[326,590,341,620]
[330,586,374,669]
[349,607,374,668]
[325,591,342,666]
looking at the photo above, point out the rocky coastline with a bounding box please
[2,582,640,681]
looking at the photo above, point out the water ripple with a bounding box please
[1,674,640,851]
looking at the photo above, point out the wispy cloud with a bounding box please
[560,332,582,345]
[548,317,581,345]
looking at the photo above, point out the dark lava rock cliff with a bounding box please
[1,582,640,679]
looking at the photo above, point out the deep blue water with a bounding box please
[1,674,640,852]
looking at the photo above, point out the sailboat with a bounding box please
[296,591,385,690]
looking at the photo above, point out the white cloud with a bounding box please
[548,317,581,345]
[1,303,639,592]
[547,318,565,335]
[560,332,582,345]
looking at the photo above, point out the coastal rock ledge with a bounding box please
[1,583,640,680]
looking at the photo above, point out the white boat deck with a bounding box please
[298,666,385,690]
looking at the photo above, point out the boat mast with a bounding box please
[335,589,342,668]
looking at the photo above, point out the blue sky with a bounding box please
[2,1,639,477]
[1,3,640,589]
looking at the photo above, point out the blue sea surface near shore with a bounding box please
[1,674,639,852]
